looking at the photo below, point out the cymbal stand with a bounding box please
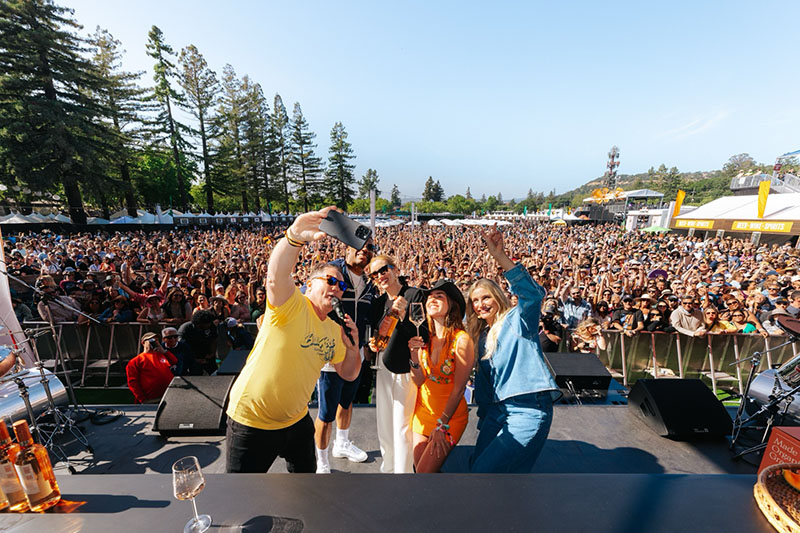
[730,381,800,460]
[729,338,795,450]
[25,330,93,474]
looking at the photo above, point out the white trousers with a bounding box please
[375,358,417,473]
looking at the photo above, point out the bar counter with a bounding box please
[0,473,774,532]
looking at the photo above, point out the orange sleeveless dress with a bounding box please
[412,330,469,441]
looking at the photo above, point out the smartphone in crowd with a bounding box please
[319,210,372,250]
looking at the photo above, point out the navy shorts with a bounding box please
[317,371,361,422]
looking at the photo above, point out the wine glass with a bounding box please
[172,456,212,533]
[410,302,425,337]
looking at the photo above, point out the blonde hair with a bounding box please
[574,317,601,340]
[466,279,512,359]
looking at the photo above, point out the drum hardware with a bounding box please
[729,316,800,460]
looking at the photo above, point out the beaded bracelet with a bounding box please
[284,229,305,248]
[436,418,450,431]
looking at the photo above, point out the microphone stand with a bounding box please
[729,335,799,460]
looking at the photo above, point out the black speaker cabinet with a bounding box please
[628,379,733,440]
[154,375,236,437]
[544,352,612,391]
[216,349,250,375]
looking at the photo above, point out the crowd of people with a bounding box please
[4,216,800,472]
[6,221,800,346]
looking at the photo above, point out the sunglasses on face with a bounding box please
[369,264,395,280]
[163,335,178,339]
[313,276,348,291]
[365,243,378,252]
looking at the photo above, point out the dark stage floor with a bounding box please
[55,404,757,476]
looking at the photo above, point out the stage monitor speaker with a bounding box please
[216,349,249,375]
[628,379,732,440]
[544,352,612,391]
[154,375,236,437]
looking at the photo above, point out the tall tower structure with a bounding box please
[604,146,620,189]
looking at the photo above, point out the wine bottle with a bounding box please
[373,307,400,352]
[0,421,27,512]
[12,420,60,512]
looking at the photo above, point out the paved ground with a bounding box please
[52,403,757,476]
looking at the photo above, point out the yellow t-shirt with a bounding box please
[226,287,345,430]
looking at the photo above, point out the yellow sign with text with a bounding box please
[731,221,794,233]
[675,219,714,229]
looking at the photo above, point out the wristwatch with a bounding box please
[409,359,420,369]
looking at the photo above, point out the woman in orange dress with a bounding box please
[408,280,474,473]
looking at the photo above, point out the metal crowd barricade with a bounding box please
[21,321,260,388]
[591,329,796,393]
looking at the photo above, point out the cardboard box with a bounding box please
[759,427,800,473]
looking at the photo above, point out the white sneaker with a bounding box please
[332,439,368,463]
[316,462,331,474]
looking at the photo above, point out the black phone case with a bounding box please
[319,210,372,250]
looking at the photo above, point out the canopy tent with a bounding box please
[623,189,664,199]
[25,212,51,223]
[672,192,800,235]
[440,219,462,226]
[109,215,140,224]
[427,219,443,226]
[674,193,800,221]
[87,217,110,225]
[0,213,34,224]
[109,208,153,221]
[51,213,71,223]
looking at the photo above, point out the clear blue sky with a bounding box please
[66,0,800,200]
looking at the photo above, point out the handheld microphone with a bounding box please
[331,297,355,345]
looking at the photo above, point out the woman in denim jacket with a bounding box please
[466,227,561,473]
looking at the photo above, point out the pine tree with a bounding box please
[422,177,436,201]
[325,122,356,209]
[433,180,445,202]
[497,192,503,204]
[145,26,192,211]
[240,80,270,212]
[0,0,120,223]
[217,65,248,211]
[269,94,292,213]
[290,102,322,211]
[357,169,380,199]
[465,187,473,200]
[390,184,401,207]
[89,27,152,218]
[178,44,219,213]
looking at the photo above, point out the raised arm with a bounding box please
[267,207,334,308]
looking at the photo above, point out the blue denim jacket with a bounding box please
[474,264,561,417]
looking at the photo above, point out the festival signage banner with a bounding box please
[672,190,686,218]
[674,219,714,229]
[757,180,770,219]
[732,221,794,233]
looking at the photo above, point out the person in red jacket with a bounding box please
[126,332,177,403]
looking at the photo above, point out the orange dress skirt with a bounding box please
[412,330,469,441]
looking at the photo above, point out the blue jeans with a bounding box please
[470,392,553,473]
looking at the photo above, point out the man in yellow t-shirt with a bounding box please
[225,207,360,473]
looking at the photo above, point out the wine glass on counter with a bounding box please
[409,302,425,337]
[172,456,212,533]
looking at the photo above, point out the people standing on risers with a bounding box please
[367,255,426,473]
[466,226,561,473]
[225,207,360,474]
[314,240,377,474]
[408,279,474,473]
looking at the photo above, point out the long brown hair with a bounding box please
[426,290,465,352]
